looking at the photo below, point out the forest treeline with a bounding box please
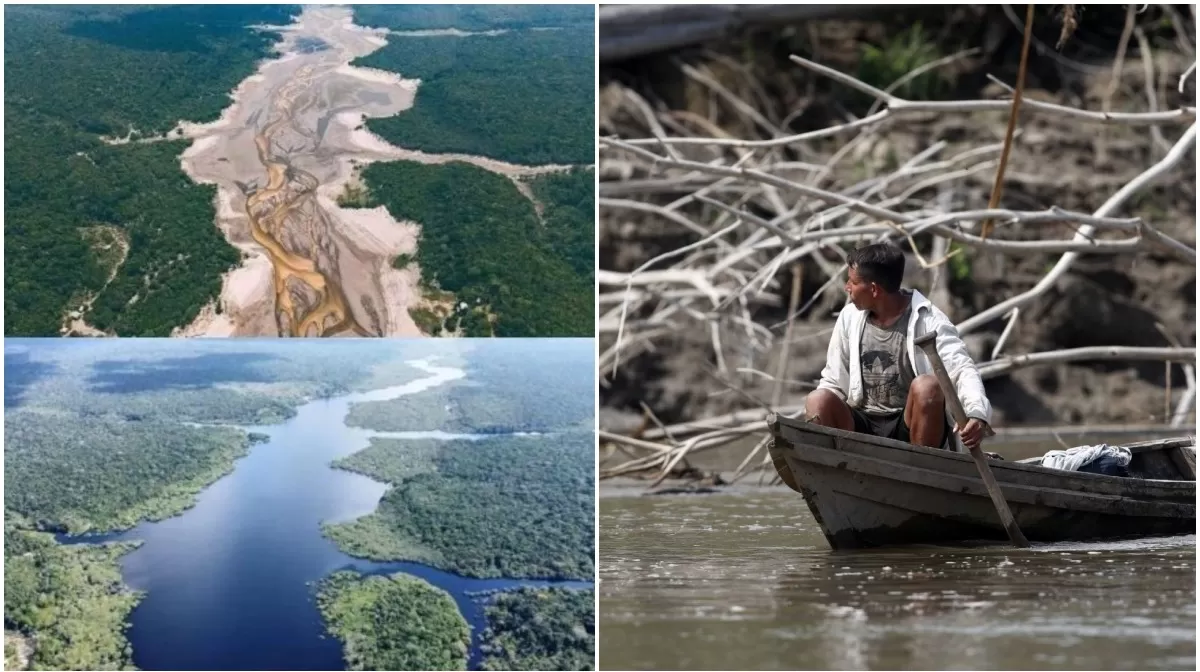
[346,338,594,433]
[350,7,593,165]
[529,170,595,281]
[5,414,257,534]
[4,5,296,336]
[347,162,594,337]
[324,429,595,580]
[344,376,597,434]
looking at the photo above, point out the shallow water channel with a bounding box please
[599,486,1195,671]
[64,360,591,671]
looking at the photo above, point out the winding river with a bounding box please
[62,359,593,671]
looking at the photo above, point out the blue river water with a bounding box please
[60,359,593,671]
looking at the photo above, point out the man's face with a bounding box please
[845,266,876,310]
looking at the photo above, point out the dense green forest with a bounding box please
[479,588,595,671]
[316,571,470,671]
[4,5,297,336]
[528,169,596,281]
[329,342,594,577]
[323,429,595,580]
[351,5,592,32]
[346,161,593,337]
[347,338,594,433]
[5,413,258,534]
[350,21,593,165]
[4,524,141,671]
[23,375,302,426]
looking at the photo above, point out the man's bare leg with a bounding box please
[803,389,855,430]
[904,374,947,448]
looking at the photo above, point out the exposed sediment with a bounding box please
[172,7,423,336]
[172,6,580,337]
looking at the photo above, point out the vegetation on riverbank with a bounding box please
[345,161,592,337]
[344,383,456,430]
[350,7,593,165]
[345,379,592,435]
[528,169,595,282]
[344,6,593,339]
[3,524,142,671]
[323,430,594,580]
[5,414,256,535]
[478,588,595,671]
[4,5,296,336]
[316,570,470,671]
[346,337,594,434]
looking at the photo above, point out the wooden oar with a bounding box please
[913,331,1031,548]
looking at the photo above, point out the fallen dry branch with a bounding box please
[956,121,1197,334]
[976,346,1197,378]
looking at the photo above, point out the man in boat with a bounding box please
[804,242,991,451]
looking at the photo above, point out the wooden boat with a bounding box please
[767,414,1196,550]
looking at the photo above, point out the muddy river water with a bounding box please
[599,485,1195,671]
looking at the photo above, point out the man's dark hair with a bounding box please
[847,243,905,293]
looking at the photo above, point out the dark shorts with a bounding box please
[849,407,953,450]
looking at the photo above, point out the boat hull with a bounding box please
[768,417,1196,550]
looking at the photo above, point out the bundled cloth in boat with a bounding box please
[1040,444,1132,476]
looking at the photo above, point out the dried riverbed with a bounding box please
[169,7,569,337]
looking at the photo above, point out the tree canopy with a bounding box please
[5,5,296,336]
[317,571,471,671]
[479,588,595,671]
[349,162,593,337]
[351,18,593,165]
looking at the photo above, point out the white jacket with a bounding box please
[816,289,992,425]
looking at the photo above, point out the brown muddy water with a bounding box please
[599,437,1196,671]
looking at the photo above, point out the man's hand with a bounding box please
[954,418,989,451]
